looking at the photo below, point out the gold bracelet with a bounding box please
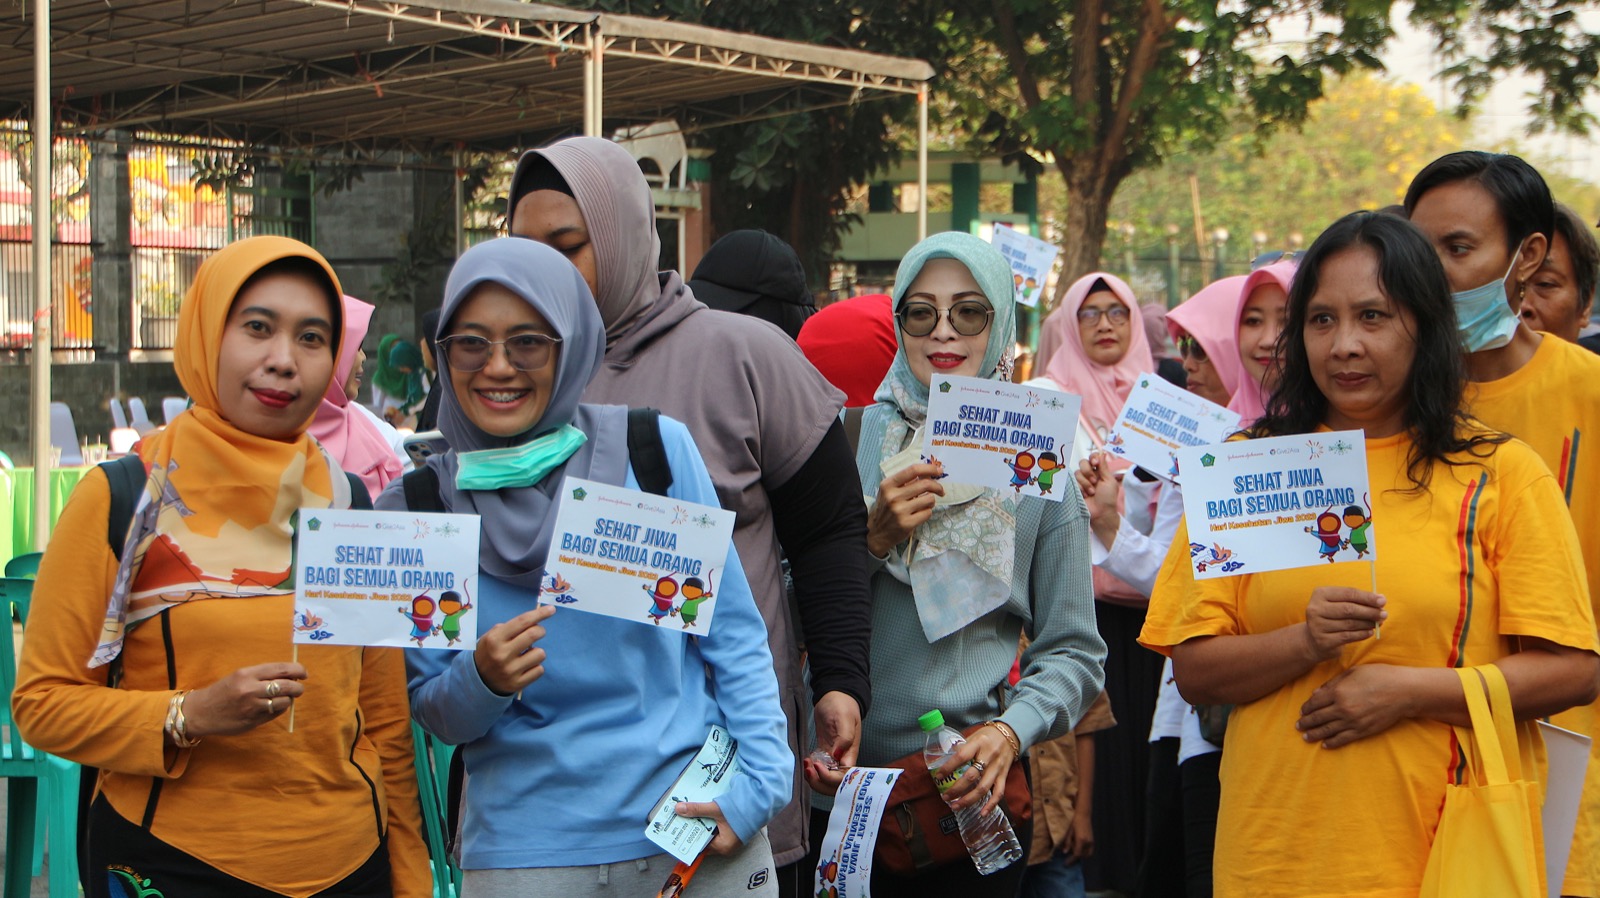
[981,719,1021,761]
[165,690,201,749]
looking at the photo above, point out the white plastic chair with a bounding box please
[162,396,188,425]
[49,402,84,466]
[109,428,140,456]
[109,398,128,431]
[127,397,155,436]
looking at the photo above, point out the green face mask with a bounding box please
[454,424,588,491]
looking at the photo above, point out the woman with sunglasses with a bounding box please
[394,238,792,897]
[804,233,1105,898]
[1143,212,1599,898]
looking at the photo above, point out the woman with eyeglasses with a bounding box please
[1143,211,1599,898]
[393,238,793,897]
[803,233,1105,898]
[1076,276,1249,898]
[1027,273,1166,894]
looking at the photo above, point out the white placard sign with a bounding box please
[990,224,1059,308]
[1104,375,1242,483]
[294,507,482,649]
[1539,721,1592,898]
[544,477,735,633]
[1176,430,1374,579]
[814,767,903,898]
[921,374,1082,502]
[645,725,740,864]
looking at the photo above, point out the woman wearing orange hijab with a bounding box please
[14,237,428,898]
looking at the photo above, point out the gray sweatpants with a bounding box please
[462,828,778,898]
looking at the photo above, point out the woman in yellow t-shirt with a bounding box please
[1141,211,1600,898]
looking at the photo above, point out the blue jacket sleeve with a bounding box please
[658,416,794,843]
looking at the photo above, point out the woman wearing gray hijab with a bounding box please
[509,135,872,895]
[384,238,792,897]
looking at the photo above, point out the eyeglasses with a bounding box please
[1076,305,1132,327]
[1176,335,1208,362]
[896,300,994,337]
[438,333,562,372]
[1250,250,1301,271]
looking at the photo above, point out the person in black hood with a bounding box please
[687,230,817,341]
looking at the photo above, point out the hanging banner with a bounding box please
[990,224,1059,308]
[544,478,736,634]
[294,508,481,649]
[921,374,1081,501]
[1104,375,1242,483]
[1176,430,1374,579]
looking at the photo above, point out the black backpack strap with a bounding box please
[402,466,446,513]
[627,407,673,497]
[346,473,373,510]
[842,407,865,456]
[101,454,147,562]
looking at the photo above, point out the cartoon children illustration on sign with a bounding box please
[435,580,474,647]
[399,595,436,646]
[1343,495,1374,559]
[643,575,678,625]
[1305,507,1349,563]
[1033,452,1063,496]
[1004,450,1036,493]
[677,570,715,629]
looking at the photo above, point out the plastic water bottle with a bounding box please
[919,709,1024,874]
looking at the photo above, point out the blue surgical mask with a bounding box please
[455,424,587,490]
[1452,240,1526,353]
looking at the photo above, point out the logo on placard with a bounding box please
[1140,378,1149,388]
[938,380,952,393]
[571,487,588,501]
[305,517,322,532]
[1191,542,1243,573]
[689,512,718,529]
[434,521,460,537]
[1330,439,1355,455]
[1200,453,1216,467]
[293,609,332,641]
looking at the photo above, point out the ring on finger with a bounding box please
[266,697,276,714]
[971,760,987,774]
[266,680,281,698]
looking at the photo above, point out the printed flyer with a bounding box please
[1176,430,1374,580]
[294,508,481,649]
[544,478,736,633]
[921,374,1081,501]
[644,725,741,864]
[990,224,1059,308]
[814,767,903,898]
[1104,375,1242,483]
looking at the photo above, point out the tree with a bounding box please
[555,0,945,282]
[933,0,1600,308]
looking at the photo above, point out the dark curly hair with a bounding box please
[1251,211,1507,491]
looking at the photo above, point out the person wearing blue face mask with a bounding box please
[1406,151,1600,898]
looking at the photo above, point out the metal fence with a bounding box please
[0,125,95,358]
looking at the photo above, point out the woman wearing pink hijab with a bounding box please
[310,295,403,499]
[1026,272,1158,894]
[1228,261,1298,426]
[1166,275,1248,409]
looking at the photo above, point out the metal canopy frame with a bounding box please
[3,0,933,548]
[1,0,932,152]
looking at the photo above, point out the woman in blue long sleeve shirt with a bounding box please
[381,238,792,897]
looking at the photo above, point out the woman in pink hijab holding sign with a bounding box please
[1026,272,1161,893]
[1142,212,1598,898]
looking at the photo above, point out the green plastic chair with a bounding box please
[1,576,79,898]
[4,553,42,580]
[411,723,461,898]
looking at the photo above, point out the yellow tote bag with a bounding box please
[1419,664,1545,898]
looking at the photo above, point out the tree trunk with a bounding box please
[1047,154,1122,313]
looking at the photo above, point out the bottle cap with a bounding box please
[917,710,945,732]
